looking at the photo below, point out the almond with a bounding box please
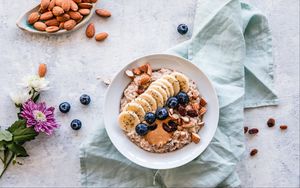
[95,32,108,41]
[45,18,59,26]
[39,7,47,13]
[56,13,70,22]
[33,22,47,31]
[192,103,200,110]
[139,73,151,85]
[68,11,82,20]
[27,12,40,24]
[78,3,92,9]
[199,107,207,116]
[59,22,65,29]
[146,64,152,75]
[125,70,134,78]
[181,116,190,123]
[250,149,258,156]
[139,64,148,73]
[52,6,64,16]
[199,97,207,106]
[38,64,47,77]
[63,19,76,30]
[191,133,200,144]
[95,9,111,17]
[85,23,95,38]
[70,0,78,11]
[40,0,50,10]
[280,125,288,130]
[48,0,56,10]
[132,68,141,75]
[79,8,90,15]
[46,26,60,33]
[62,0,71,12]
[76,16,83,23]
[248,128,259,135]
[55,0,63,6]
[40,11,54,20]
[72,0,81,3]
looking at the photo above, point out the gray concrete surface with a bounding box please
[0,0,299,187]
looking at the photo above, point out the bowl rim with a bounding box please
[104,53,219,169]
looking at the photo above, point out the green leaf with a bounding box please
[7,142,28,157]
[0,130,13,141]
[32,93,40,103]
[7,120,38,143]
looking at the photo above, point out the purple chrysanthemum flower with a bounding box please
[20,100,59,135]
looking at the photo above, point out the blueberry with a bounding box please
[80,94,91,105]
[70,119,82,130]
[166,97,179,108]
[155,107,169,120]
[144,112,156,124]
[176,91,189,105]
[177,24,188,35]
[59,102,71,113]
[135,123,148,136]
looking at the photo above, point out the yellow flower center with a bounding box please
[33,110,46,122]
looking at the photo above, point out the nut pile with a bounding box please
[27,0,97,33]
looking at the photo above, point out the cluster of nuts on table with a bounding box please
[27,0,111,41]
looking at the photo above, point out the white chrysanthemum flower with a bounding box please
[20,75,50,92]
[10,89,32,106]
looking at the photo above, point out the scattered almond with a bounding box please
[79,8,90,15]
[95,9,111,17]
[55,0,63,6]
[48,0,56,10]
[68,11,82,20]
[125,70,135,78]
[33,22,47,31]
[267,118,275,127]
[85,23,95,38]
[139,64,148,73]
[46,26,60,33]
[139,74,151,85]
[248,128,259,135]
[70,0,79,11]
[27,12,40,24]
[199,107,207,116]
[56,13,70,22]
[103,79,111,86]
[45,18,59,26]
[38,63,47,77]
[40,11,54,20]
[63,19,76,30]
[191,133,200,144]
[250,149,258,156]
[95,32,109,41]
[280,125,288,130]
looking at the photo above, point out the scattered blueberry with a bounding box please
[70,119,82,130]
[80,94,91,105]
[176,91,189,105]
[166,97,179,108]
[177,24,188,35]
[135,123,148,136]
[155,107,169,120]
[147,124,158,131]
[59,102,71,113]
[144,112,156,124]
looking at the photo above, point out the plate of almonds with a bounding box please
[16,0,97,34]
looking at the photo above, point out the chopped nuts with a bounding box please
[132,68,142,75]
[199,97,207,106]
[191,133,200,144]
[125,69,134,78]
[181,116,190,123]
[139,74,151,85]
[199,107,207,116]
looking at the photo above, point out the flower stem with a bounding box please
[0,152,14,179]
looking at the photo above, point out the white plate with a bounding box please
[104,54,219,169]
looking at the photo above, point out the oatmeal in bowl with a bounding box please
[118,63,207,153]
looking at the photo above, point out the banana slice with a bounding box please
[148,85,168,102]
[162,75,180,95]
[124,102,145,121]
[134,97,152,113]
[171,72,190,92]
[151,80,170,97]
[118,111,140,132]
[157,78,174,96]
[146,88,164,108]
[138,93,157,111]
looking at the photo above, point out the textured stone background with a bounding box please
[0,0,299,187]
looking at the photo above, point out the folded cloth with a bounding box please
[80,0,278,187]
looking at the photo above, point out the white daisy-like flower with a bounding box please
[20,75,50,92]
[9,89,32,106]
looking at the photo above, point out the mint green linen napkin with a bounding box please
[80,0,278,187]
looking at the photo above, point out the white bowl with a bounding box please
[104,54,219,169]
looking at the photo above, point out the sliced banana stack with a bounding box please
[145,88,164,108]
[134,97,152,113]
[138,93,157,111]
[162,75,180,95]
[123,102,145,121]
[118,111,140,131]
[171,72,190,92]
[148,85,168,102]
